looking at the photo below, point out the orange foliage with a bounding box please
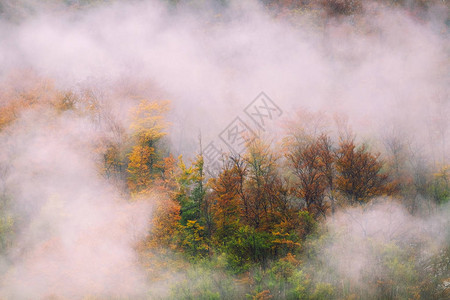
[336,139,395,204]
[210,161,242,242]
[147,195,181,250]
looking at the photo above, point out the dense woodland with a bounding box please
[0,76,448,299]
[0,0,449,299]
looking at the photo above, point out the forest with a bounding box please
[0,0,449,299]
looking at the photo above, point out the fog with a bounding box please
[321,199,449,287]
[1,1,447,156]
[0,0,448,299]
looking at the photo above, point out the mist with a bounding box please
[0,0,448,299]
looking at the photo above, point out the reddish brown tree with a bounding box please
[210,160,242,243]
[335,139,394,205]
[287,136,328,217]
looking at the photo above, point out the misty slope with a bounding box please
[0,0,448,299]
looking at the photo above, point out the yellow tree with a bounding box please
[127,100,170,193]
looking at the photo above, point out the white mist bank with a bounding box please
[0,0,448,298]
[321,199,450,286]
[0,111,152,299]
[0,0,447,159]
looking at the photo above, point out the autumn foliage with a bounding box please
[1,78,446,299]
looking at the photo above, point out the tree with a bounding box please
[210,159,242,244]
[335,139,394,205]
[176,155,207,225]
[127,100,170,192]
[147,194,181,251]
[288,137,327,217]
[286,134,336,217]
[174,154,213,257]
[243,139,286,231]
[154,154,178,192]
[317,134,336,214]
[431,165,449,204]
[179,220,209,259]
